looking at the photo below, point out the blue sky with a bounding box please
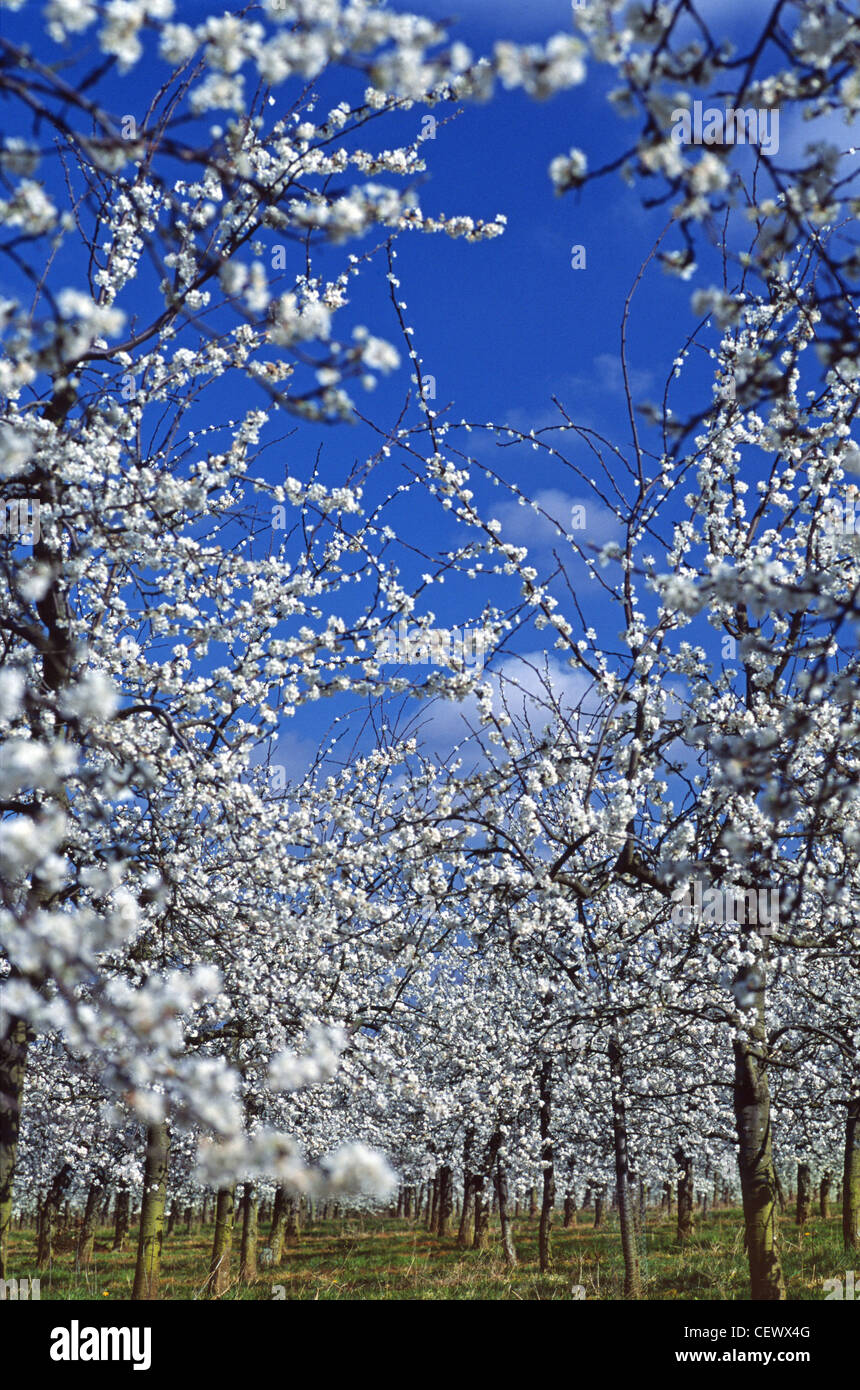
[2,0,847,780]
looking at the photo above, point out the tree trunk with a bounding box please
[472,1130,502,1250]
[113,1184,130,1250]
[428,1171,439,1231]
[796,1164,812,1226]
[563,1192,576,1228]
[239,1183,258,1282]
[435,1165,453,1237]
[774,1170,787,1214]
[457,1128,475,1247]
[269,1185,288,1264]
[538,1056,555,1272]
[472,1181,489,1249]
[733,1028,785,1300]
[77,1180,101,1266]
[284,1195,299,1244]
[206,1185,235,1297]
[843,1097,860,1251]
[2,485,74,1275]
[36,1163,72,1268]
[495,1161,517,1267]
[608,1036,641,1298]
[131,1121,170,1300]
[819,1170,832,1221]
[593,1186,605,1229]
[675,1148,694,1242]
[0,1017,28,1281]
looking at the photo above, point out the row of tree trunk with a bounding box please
[404,1026,860,1306]
[7,1122,325,1299]
[3,1053,858,1301]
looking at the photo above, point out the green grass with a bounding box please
[6,1207,852,1300]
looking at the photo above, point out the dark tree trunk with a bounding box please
[675,1148,694,1242]
[435,1165,453,1237]
[269,1185,288,1264]
[428,1171,439,1231]
[457,1128,475,1248]
[131,1122,169,1300]
[77,1180,102,1266]
[37,1163,72,1268]
[774,1170,787,1215]
[796,1164,812,1226]
[472,1180,489,1249]
[0,1017,29,1281]
[733,1027,785,1300]
[239,1183,258,1282]
[819,1170,832,1220]
[593,1186,605,1229]
[285,1195,299,1244]
[495,1161,517,1267]
[473,1130,502,1250]
[843,1097,860,1252]
[113,1184,130,1250]
[609,1035,641,1298]
[206,1185,235,1297]
[538,1056,555,1272]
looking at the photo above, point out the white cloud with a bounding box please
[496,486,622,553]
[396,648,602,759]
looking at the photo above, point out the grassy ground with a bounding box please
[5,1207,852,1300]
